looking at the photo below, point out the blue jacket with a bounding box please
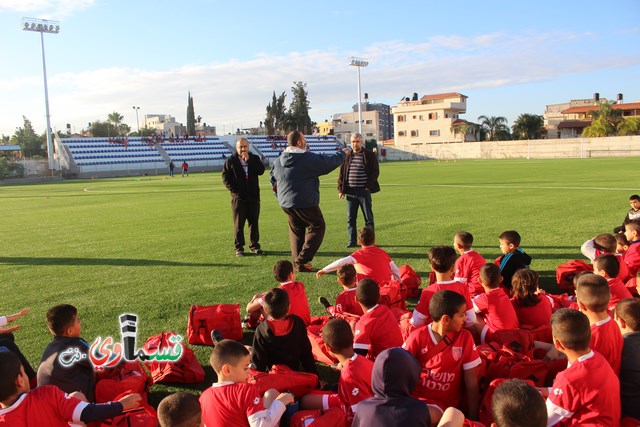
[270,148,345,209]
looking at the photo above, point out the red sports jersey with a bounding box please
[511,295,554,328]
[0,385,87,427]
[323,353,374,421]
[607,277,633,310]
[354,304,403,360]
[334,287,364,317]
[260,281,311,326]
[472,288,519,333]
[200,381,285,427]
[625,276,639,297]
[624,241,640,280]
[402,325,481,408]
[454,250,486,297]
[351,246,393,284]
[546,351,620,426]
[413,280,474,327]
[590,316,623,375]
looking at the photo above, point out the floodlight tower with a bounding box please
[133,106,140,136]
[349,57,368,135]
[22,17,60,171]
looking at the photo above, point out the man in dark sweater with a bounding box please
[222,138,266,257]
[338,133,380,248]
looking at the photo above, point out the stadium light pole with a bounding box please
[22,17,60,172]
[133,106,140,136]
[349,57,368,136]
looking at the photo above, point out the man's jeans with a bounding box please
[346,188,374,245]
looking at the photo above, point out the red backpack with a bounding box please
[248,364,318,397]
[143,332,205,384]
[399,264,422,298]
[98,393,158,427]
[556,260,593,293]
[94,360,151,403]
[290,407,347,427]
[186,304,243,344]
[378,280,407,309]
[306,316,338,366]
[490,329,534,358]
[477,343,548,386]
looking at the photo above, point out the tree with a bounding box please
[186,92,196,136]
[582,101,622,137]
[450,121,479,142]
[88,120,113,137]
[478,115,510,141]
[289,81,312,134]
[512,114,545,140]
[617,117,640,136]
[11,116,45,157]
[265,91,277,134]
[107,111,124,136]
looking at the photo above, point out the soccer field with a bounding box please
[1,157,638,400]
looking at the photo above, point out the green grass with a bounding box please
[1,157,638,403]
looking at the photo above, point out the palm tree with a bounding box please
[478,115,509,141]
[617,117,640,136]
[107,112,124,136]
[582,102,621,137]
[512,114,545,140]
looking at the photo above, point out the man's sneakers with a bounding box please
[318,296,331,310]
[250,248,265,255]
[296,263,318,273]
[210,329,224,345]
[235,250,244,257]
[346,243,358,248]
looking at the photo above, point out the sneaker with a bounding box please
[250,248,265,255]
[297,263,318,273]
[241,315,257,330]
[210,329,224,345]
[346,243,358,248]
[235,250,244,257]
[318,296,331,310]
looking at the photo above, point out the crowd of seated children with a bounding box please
[453,231,487,298]
[301,318,374,422]
[157,392,202,427]
[472,263,519,343]
[614,298,640,421]
[245,260,311,328]
[510,268,554,329]
[316,227,401,285]
[624,219,640,278]
[0,351,142,426]
[412,246,475,328]
[318,264,364,318]
[575,273,623,375]
[614,194,640,234]
[403,290,481,422]
[200,339,294,427]
[251,288,317,375]
[593,253,633,309]
[496,230,531,293]
[0,308,36,385]
[37,304,96,402]
[544,308,620,426]
[352,347,431,427]
[353,278,403,360]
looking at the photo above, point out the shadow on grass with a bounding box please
[0,257,234,267]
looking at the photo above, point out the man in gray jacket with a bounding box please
[270,131,349,272]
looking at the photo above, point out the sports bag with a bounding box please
[378,280,407,309]
[399,264,422,298]
[555,259,593,293]
[94,360,151,403]
[143,332,205,384]
[290,407,347,427]
[98,393,158,427]
[187,304,243,344]
[306,316,338,365]
[248,364,318,397]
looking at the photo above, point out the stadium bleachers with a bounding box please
[160,137,231,163]
[246,135,341,158]
[62,137,165,169]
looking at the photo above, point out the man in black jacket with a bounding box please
[222,138,266,256]
[338,133,380,247]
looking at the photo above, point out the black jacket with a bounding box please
[338,148,380,194]
[222,152,265,199]
[37,336,95,401]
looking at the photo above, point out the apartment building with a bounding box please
[144,114,186,136]
[332,99,393,142]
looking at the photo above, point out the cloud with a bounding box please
[0,0,94,18]
[1,29,639,136]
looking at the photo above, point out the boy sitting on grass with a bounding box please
[472,263,519,343]
[251,287,318,375]
[496,230,531,292]
[318,264,364,318]
[453,231,486,298]
[37,304,95,402]
[592,253,632,310]
[158,392,202,427]
[316,227,401,285]
[0,351,141,426]
[200,339,294,427]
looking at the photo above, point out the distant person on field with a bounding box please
[181,161,189,177]
[200,339,294,427]
[496,230,531,292]
[614,194,640,234]
[168,160,175,177]
[316,227,401,285]
[222,137,266,257]
[453,231,486,297]
[37,304,95,401]
[158,392,202,427]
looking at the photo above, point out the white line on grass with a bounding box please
[382,183,638,191]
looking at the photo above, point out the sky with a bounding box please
[0,0,639,138]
